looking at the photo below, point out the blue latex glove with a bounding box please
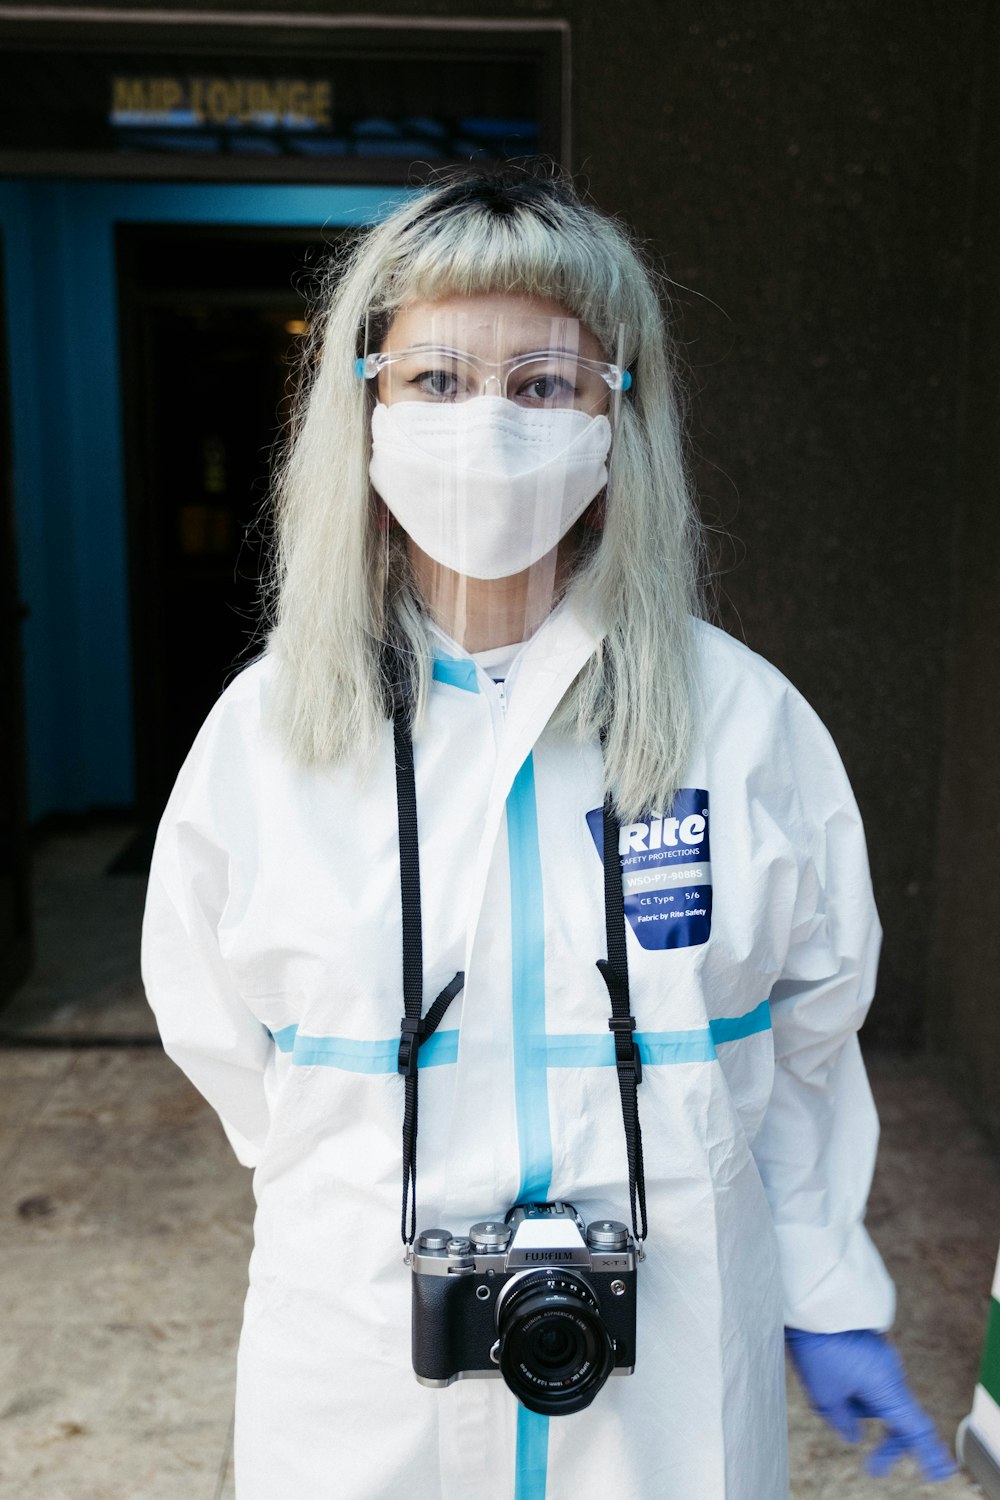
[785,1328,957,1482]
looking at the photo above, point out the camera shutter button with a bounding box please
[446,1237,473,1257]
[586,1220,629,1250]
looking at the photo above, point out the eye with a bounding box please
[386,349,471,401]
[509,355,585,408]
[410,367,461,399]
[513,372,577,406]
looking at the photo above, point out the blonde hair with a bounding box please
[266,168,705,819]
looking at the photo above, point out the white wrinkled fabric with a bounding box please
[369,397,611,579]
[142,608,894,1500]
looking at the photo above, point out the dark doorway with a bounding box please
[117,223,336,822]
[0,233,33,1002]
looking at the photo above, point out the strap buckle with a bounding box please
[608,1015,642,1085]
[398,1016,425,1078]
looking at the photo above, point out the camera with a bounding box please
[410,1201,637,1416]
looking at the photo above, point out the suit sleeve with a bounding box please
[750,692,897,1333]
[141,678,273,1166]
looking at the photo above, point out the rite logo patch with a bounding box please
[586,789,712,951]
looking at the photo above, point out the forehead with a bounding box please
[381,292,603,359]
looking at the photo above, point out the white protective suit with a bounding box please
[142,602,896,1500]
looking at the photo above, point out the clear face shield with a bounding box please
[358,300,631,652]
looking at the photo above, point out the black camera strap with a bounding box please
[393,709,647,1250]
[595,791,648,1245]
[393,711,465,1248]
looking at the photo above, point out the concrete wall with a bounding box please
[40,2,999,1068]
[928,4,1000,1137]
[560,0,982,1049]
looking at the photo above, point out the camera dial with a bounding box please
[471,1221,510,1252]
[586,1220,629,1251]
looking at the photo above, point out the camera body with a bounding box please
[411,1201,637,1416]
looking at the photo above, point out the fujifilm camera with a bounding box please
[410,1201,638,1415]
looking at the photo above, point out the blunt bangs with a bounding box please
[365,181,651,362]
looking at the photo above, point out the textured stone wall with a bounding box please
[927,5,1000,1136]
[563,0,982,1049]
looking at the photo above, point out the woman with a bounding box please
[142,169,954,1498]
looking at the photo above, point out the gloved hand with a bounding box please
[785,1328,957,1482]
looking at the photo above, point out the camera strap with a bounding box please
[595,786,648,1245]
[392,709,648,1250]
[393,711,465,1248]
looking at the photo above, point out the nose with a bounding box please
[482,372,504,397]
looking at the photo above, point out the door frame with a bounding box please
[0,180,415,821]
[0,230,33,1002]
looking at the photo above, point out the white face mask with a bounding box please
[369,396,612,581]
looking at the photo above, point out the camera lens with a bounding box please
[496,1271,615,1416]
[534,1323,576,1369]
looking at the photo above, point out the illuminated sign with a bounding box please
[110,76,333,132]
